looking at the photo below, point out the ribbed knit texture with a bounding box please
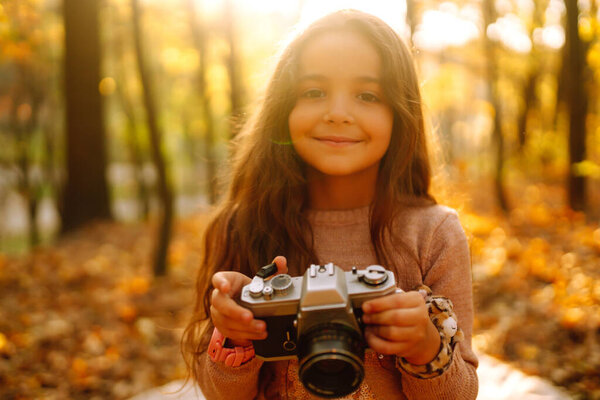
[196,204,479,399]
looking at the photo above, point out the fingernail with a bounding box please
[363,304,371,313]
[252,321,265,331]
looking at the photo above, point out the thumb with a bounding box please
[271,255,288,275]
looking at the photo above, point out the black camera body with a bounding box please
[237,263,398,398]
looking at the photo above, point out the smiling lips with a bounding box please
[314,136,361,147]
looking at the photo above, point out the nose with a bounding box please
[323,94,354,124]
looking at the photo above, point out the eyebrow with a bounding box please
[298,74,381,84]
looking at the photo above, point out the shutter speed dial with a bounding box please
[270,274,292,295]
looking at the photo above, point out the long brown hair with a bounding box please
[182,9,435,381]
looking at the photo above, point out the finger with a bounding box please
[212,271,251,296]
[364,329,410,356]
[211,307,267,334]
[365,324,418,342]
[362,291,423,314]
[217,325,269,342]
[362,307,425,327]
[211,288,254,322]
[271,255,288,275]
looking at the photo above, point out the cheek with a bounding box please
[374,135,392,163]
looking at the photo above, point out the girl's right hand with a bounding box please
[210,256,288,346]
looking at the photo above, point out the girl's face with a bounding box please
[288,30,393,178]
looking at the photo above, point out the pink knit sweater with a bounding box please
[196,204,479,399]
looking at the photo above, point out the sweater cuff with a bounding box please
[196,352,265,400]
[400,346,478,400]
[208,355,264,378]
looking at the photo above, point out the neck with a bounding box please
[306,166,379,210]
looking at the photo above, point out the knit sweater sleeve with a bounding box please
[195,350,264,400]
[399,211,479,400]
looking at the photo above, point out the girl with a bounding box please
[182,9,478,400]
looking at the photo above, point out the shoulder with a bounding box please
[392,202,464,240]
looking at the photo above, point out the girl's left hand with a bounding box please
[361,291,441,365]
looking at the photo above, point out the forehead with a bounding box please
[297,30,382,78]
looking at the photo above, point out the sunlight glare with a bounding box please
[487,13,531,53]
[203,0,409,37]
[533,25,565,50]
[545,0,565,25]
[413,3,480,52]
[298,0,407,34]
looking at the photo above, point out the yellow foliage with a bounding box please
[129,276,150,295]
[3,41,32,63]
[461,213,498,236]
[560,307,585,329]
[71,357,88,378]
[504,237,523,260]
[117,303,137,323]
[578,17,595,42]
[588,43,600,68]
[105,346,120,361]
[531,204,554,227]
[573,160,600,179]
[99,77,116,96]
[0,332,6,352]
[516,343,539,360]
[161,47,199,74]
[118,276,149,295]
[168,240,187,266]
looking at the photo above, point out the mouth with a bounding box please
[314,136,361,147]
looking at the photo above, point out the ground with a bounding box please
[0,183,598,399]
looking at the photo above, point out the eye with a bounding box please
[301,88,325,99]
[357,92,380,103]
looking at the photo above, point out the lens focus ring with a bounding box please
[298,323,365,398]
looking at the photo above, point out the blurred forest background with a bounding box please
[0,0,599,399]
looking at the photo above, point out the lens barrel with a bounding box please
[298,323,365,398]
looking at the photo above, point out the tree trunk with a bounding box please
[9,73,41,248]
[517,0,545,151]
[62,0,111,232]
[187,0,218,204]
[113,37,150,219]
[224,0,244,138]
[120,89,151,220]
[131,0,174,276]
[517,71,537,149]
[483,0,509,213]
[565,0,588,212]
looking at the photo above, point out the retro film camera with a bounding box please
[237,263,399,398]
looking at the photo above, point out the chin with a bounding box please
[312,166,365,177]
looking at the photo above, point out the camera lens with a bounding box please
[298,323,365,398]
